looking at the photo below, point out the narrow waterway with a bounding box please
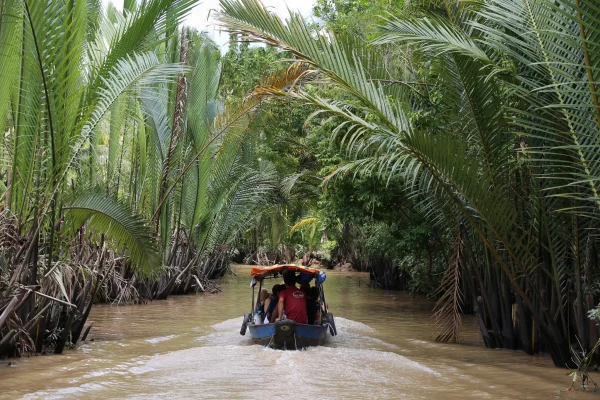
[1,267,596,399]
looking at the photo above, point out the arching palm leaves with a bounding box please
[0,0,205,357]
[64,191,159,276]
[2,0,196,265]
[218,0,600,366]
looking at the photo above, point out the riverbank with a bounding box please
[1,269,597,399]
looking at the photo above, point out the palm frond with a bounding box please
[60,52,183,199]
[218,0,405,131]
[0,0,21,155]
[290,217,318,236]
[476,0,600,213]
[375,14,492,63]
[433,230,463,343]
[64,191,160,276]
[88,0,199,96]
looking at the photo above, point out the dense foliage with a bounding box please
[215,0,446,296]
[217,0,600,368]
[0,0,295,357]
[2,0,600,370]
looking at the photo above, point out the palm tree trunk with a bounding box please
[155,27,188,231]
[585,237,598,350]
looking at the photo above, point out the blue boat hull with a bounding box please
[248,320,329,349]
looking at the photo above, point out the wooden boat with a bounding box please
[239,264,337,349]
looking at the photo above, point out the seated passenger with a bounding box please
[275,270,308,324]
[259,288,269,311]
[298,272,312,288]
[269,284,285,322]
[262,289,272,316]
[264,284,283,323]
[311,286,322,324]
[306,286,321,325]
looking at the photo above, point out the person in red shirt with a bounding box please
[275,270,308,324]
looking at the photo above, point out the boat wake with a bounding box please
[201,316,397,351]
[21,317,443,400]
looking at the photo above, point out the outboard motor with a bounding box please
[273,319,298,349]
[274,319,296,338]
[240,313,252,335]
[326,312,337,336]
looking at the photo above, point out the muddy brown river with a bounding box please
[0,267,597,399]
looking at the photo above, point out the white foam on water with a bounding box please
[199,316,397,351]
[210,317,242,331]
[129,364,157,375]
[145,335,178,344]
[334,317,376,333]
[20,317,444,400]
[22,383,108,400]
[117,344,442,399]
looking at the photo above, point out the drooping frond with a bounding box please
[251,62,310,98]
[60,53,184,198]
[290,217,318,236]
[64,191,159,276]
[218,0,407,132]
[375,15,493,63]
[474,0,600,215]
[433,231,463,343]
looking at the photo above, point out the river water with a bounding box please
[1,267,597,399]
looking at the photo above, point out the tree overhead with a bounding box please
[0,0,294,356]
[217,0,600,367]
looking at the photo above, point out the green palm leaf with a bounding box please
[64,191,160,276]
[61,52,184,198]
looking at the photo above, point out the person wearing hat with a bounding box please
[275,270,308,324]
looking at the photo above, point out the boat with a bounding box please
[239,264,337,349]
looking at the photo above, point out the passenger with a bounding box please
[300,281,310,295]
[298,272,312,288]
[264,284,283,323]
[259,288,269,310]
[263,289,272,316]
[269,284,285,322]
[298,275,320,323]
[275,270,308,324]
[309,286,322,324]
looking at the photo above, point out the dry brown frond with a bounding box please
[433,231,464,343]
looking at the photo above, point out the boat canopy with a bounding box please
[250,264,320,279]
